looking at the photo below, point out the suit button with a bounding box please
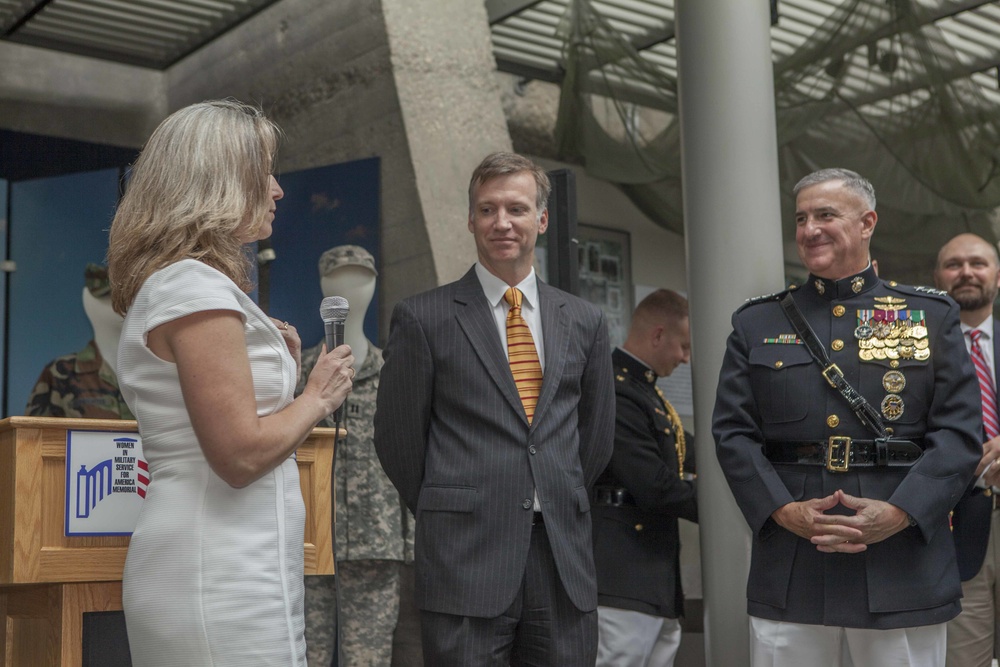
[827,415,840,428]
[831,339,844,351]
[522,499,532,509]
[635,524,644,531]
[528,445,537,455]
[833,305,846,317]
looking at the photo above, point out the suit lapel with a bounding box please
[534,282,568,424]
[453,268,526,420]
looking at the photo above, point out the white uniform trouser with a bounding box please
[750,616,945,667]
[596,606,682,667]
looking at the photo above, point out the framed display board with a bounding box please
[577,224,633,349]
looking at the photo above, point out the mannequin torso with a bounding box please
[81,286,125,375]
[321,266,375,361]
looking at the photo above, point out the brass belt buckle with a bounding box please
[822,363,843,388]
[827,436,851,472]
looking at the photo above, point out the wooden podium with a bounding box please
[0,416,338,666]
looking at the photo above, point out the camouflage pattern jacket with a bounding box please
[298,340,414,562]
[26,340,134,420]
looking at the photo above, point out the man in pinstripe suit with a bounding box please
[374,152,615,666]
[936,233,1000,666]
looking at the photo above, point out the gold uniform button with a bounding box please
[635,524,644,531]
[832,339,844,351]
[890,360,900,368]
[827,415,840,428]
[889,281,898,287]
[774,361,784,369]
[833,305,846,317]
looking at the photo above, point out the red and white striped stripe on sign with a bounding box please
[505,287,543,424]
[969,329,1000,440]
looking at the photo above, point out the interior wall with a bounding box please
[0,42,164,147]
[161,0,430,336]
[534,158,688,294]
[162,0,510,333]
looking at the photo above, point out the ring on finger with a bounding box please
[349,368,356,379]
[278,321,289,330]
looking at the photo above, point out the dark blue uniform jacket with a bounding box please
[713,265,981,629]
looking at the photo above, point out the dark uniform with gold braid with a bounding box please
[593,348,697,623]
[713,264,982,628]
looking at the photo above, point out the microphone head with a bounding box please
[320,295,350,322]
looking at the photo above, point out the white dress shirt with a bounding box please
[475,262,544,511]
[474,263,545,371]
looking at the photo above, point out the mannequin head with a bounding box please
[317,245,377,358]
[81,264,124,374]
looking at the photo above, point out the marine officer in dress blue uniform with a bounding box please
[713,168,982,666]
[593,289,698,667]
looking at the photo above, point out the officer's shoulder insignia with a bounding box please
[737,288,791,312]
[913,285,948,297]
[887,282,950,300]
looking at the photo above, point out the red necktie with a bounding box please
[969,329,1000,440]
[504,287,543,424]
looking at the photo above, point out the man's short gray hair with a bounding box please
[793,168,876,211]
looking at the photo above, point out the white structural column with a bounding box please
[675,2,785,665]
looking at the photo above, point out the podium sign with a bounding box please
[65,430,147,536]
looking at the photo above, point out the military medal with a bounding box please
[881,394,905,420]
[882,370,906,393]
[858,297,930,364]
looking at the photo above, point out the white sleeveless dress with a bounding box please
[119,259,306,666]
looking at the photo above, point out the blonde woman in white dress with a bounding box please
[108,99,354,667]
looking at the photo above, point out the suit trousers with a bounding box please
[750,617,945,667]
[946,507,1000,667]
[596,606,681,667]
[419,523,598,666]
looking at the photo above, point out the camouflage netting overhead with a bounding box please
[553,0,1000,284]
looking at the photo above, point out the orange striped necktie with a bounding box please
[504,287,543,423]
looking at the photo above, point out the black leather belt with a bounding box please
[593,487,637,507]
[764,437,924,472]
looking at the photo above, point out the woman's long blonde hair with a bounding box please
[108,99,281,315]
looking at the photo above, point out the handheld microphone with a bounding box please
[320,296,350,422]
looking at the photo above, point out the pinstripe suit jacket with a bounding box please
[373,267,615,617]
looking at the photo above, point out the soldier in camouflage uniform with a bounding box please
[25,263,134,419]
[300,245,417,667]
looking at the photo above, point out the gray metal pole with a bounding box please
[675,1,785,665]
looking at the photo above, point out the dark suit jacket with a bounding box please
[713,266,982,629]
[373,267,615,618]
[592,349,698,619]
[950,317,998,581]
